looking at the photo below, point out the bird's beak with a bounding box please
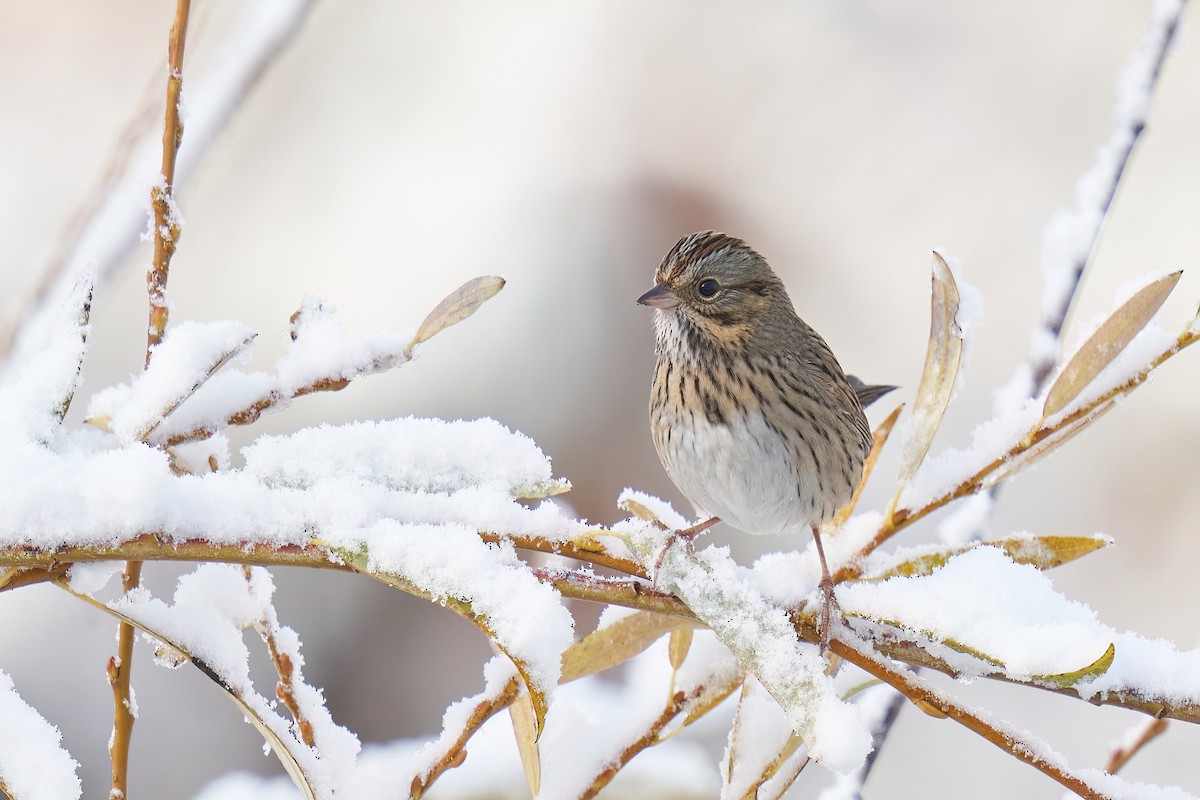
[637,282,679,309]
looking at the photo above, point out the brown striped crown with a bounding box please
[656,231,761,284]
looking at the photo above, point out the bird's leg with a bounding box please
[810,525,842,652]
[651,516,720,582]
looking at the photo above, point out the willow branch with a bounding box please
[829,635,1114,800]
[107,559,143,800]
[409,675,522,799]
[1106,717,1168,774]
[146,0,191,359]
[847,326,1200,569]
[3,534,1193,726]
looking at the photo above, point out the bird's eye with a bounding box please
[697,278,720,298]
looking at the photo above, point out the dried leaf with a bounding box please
[831,402,904,527]
[668,628,693,672]
[509,687,541,796]
[406,275,506,357]
[561,611,699,683]
[1034,643,1115,688]
[1044,272,1181,417]
[514,478,572,500]
[896,252,965,488]
[863,535,1111,580]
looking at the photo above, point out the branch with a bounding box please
[829,636,1114,800]
[0,0,319,371]
[3,534,1198,727]
[107,560,143,800]
[1106,717,1168,774]
[146,0,191,358]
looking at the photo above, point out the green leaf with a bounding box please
[1034,643,1116,688]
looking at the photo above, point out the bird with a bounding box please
[638,231,894,648]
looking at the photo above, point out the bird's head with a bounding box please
[637,231,789,348]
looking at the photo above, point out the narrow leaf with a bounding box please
[54,583,318,800]
[509,688,541,796]
[896,252,965,487]
[561,611,699,683]
[668,628,693,672]
[1035,643,1116,688]
[407,275,506,357]
[831,402,903,527]
[1044,271,1181,417]
[863,535,1111,581]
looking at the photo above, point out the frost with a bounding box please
[0,670,82,800]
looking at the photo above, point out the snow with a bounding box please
[722,679,799,799]
[111,565,360,799]
[625,519,872,774]
[1035,0,1184,377]
[86,320,255,443]
[0,669,82,800]
[323,519,574,704]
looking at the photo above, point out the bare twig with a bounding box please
[0,0,319,371]
[829,636,1116,800]
[107,560,143,800]
[146,0,191,359]
[1106,717,1168,774]
[110,7,192,796]
[1030,0,1187,391]
[246,565,315,749]
[409,675,523,798]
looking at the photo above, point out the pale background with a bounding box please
[1,1,1198,797]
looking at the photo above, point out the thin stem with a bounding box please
[108,560,143,800]
[829,636,1114,800]
[146,0,191,360]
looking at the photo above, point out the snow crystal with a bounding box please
[0,670,82,800]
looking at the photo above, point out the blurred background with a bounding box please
[1,0,1198,797]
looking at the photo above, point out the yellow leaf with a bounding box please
[668,628,693,673]
[895,252,965,489]
[831,403,904,527]
[1044,271,1181,418]
[509,688,541,796]
[863,535,1111,580]
[561,611,700,684]
[407,275,506,357]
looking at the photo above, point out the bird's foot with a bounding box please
[651,516,719,584]
[815,573,844,653]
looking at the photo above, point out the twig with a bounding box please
[0,0,319,371]
[146,0,191,359]
[110,7,191,797]
[246,565,315,749]
[1106,717,1168,774]
[829,636,1115,800]
[3,535,1199,726]
[409,675,523,798]
[1030,0,1186,391]
[107,560,143,800]
[844,324,1200,571]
